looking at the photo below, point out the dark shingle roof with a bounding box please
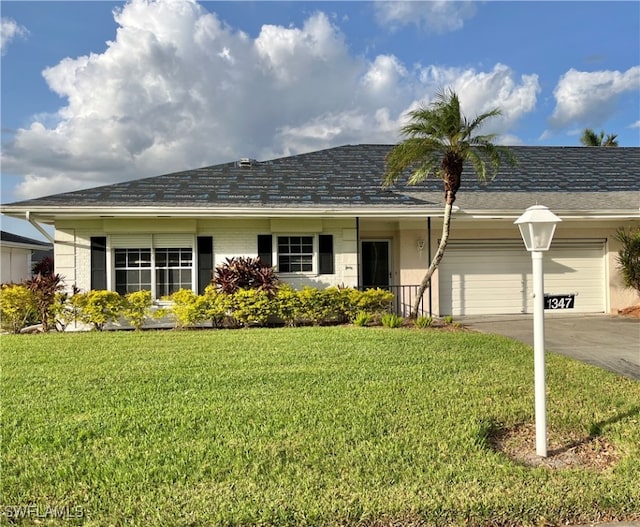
[0,231,51,247]
[3,145,639,212]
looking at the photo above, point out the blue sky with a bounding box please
[1,0,639,239]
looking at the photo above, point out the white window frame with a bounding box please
[113,248,152,295]
[275,234,316,275]
[154,247,194,298]
[107,235,196,299]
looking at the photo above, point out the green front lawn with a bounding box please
[1,328,639,526]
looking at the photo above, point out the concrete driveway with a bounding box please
[459,314,640,380]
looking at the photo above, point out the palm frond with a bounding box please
[466,108,502,134]
[383,137,444,186]
[384,88,516,189]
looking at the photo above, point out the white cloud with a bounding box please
[414,63,540,133]
[374,1,477,33]
[629,120,640,129]
[361,54,409,102]
[549,67,640,128]
[1,17,28,56]
[2,0,538,199]
[496,134,523,146]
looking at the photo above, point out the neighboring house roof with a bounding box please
[0,231,52,250]
[1,145,639,220]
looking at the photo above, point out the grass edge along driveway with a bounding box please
[2,327,639,527]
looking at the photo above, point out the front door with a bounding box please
[361,240,391,289]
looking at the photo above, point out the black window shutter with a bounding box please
[318,234,334,275]
[197,236,214,294]
[90,236,107,290]
[257,235,273,266]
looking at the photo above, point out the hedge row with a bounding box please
[0,284,395,333]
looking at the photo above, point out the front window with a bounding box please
[113,247,192,297]
[115,249,151,294]
[155,248,193,297]
[277,236,313,272]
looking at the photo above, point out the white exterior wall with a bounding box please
[55,217,359,294]
[56,221,104,293]
[1,247,32,283]
[55,228,79,291]
[198,218,268,262]
[53,216,639,313]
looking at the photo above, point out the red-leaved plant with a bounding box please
[24,273,65,332]
[212,257,279,296]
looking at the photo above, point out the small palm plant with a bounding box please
[615,227,640,294]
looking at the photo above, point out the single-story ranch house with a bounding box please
[1,144,639,316]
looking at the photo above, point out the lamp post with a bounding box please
[514,205,562,457]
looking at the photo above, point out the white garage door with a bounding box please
[438,241,605,316]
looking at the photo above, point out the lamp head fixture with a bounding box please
[514,205,562,252]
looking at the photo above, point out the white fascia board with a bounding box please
[0,241,51,250]
[9,205,636,221]
[1,205,454,220]
[456,209,640,220]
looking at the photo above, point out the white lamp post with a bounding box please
[514,205,562,457]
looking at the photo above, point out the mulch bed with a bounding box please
[489,423,619,470]
[618,305,640,318]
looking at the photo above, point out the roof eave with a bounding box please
[0,241,52,250]
[1,205,449,221]
[3,205,638,222]
[457,209,640,220]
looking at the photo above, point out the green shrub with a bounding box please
[296,287,338,325]
[349,288,394,316]
[72,290,124,331]
[122,290,154,330]
[166,289,206,329]
[0,284,36,333]
[274,285,302,326]
[229,288,273,327]
[51,289,78,332]
[443,315,454,325]
[352,311,373,327]
[325,287,353,323]
[415,315,433,328]
[381,313,404,328]
[270,286,395,327]
[200,285,232,328]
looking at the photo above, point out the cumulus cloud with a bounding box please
[1,17,28,55]
[415,63,540,134]
[549,66,640,128]
[374,1,477,33]
[2,0,538,199]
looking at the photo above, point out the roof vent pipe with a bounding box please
[238,158,256,168]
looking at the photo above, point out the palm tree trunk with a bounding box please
[411,200,453,317]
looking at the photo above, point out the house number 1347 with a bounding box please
[544,294,575,310]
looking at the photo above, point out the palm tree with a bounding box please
[614,227,640,295]
[383,89,516,317]
[580,128,618,147]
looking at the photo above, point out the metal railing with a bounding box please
[361,284,429,317]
